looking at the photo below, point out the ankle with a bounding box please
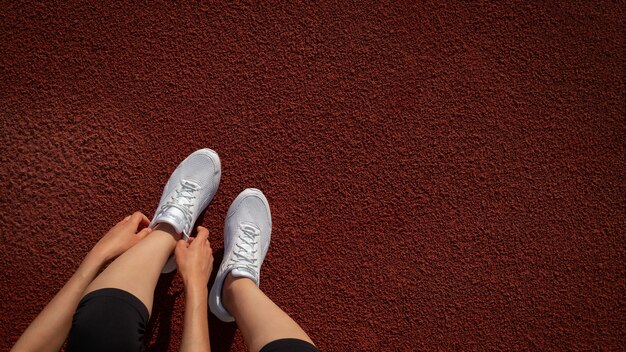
[224,272,252,293]
[153,223,182,242]
[222,272,255,310]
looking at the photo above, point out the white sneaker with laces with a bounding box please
[150,148,221,273]
[209,188,272,322]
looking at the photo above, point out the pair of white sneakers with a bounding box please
[148,148,271,323]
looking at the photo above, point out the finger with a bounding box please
[175,239,188,256]
[193,226,209,247]
[136,227,152,240]
[140,213,150,226]
[116,215,132,226]
[128,211,147,229]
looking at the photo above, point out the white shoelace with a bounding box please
[230,223,260,272]
[158,180,199,233]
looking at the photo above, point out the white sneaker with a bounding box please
[209,188,272,322]
[150,148,221,273]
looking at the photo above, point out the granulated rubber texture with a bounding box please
[0,2,624,351]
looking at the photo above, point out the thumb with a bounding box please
[196,226,210,242]
[175,239,188,256]
[136,227,152,240]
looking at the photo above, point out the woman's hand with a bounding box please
[175,226,213,290]
[12,213,151,352]
[177,226,213,352]
[92,211,152,261]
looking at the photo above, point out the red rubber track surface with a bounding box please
[1,2,624,351]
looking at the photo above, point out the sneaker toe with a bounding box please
[179,151,220,188]
[228,193,271,234]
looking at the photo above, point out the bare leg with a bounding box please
[222,273,315,352]
[83,224,180,315]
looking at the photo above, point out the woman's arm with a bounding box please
[11,249,107,352]
[176,226,213,352]
[11,212,151,352]
[181,285,210,352]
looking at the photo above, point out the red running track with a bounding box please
[0,2,624,351]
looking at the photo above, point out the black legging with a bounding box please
[66,288,318,352]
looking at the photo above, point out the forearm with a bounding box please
[180,284,211,352]
[12,250,106,352]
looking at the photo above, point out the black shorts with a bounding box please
[66,288,319,352]
[66,288,149,352]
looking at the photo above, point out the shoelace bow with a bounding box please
[230,223,260,272]
[159,180,199,234]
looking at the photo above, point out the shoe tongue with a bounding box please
[231,267,258,285]
[155,208,186,235]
